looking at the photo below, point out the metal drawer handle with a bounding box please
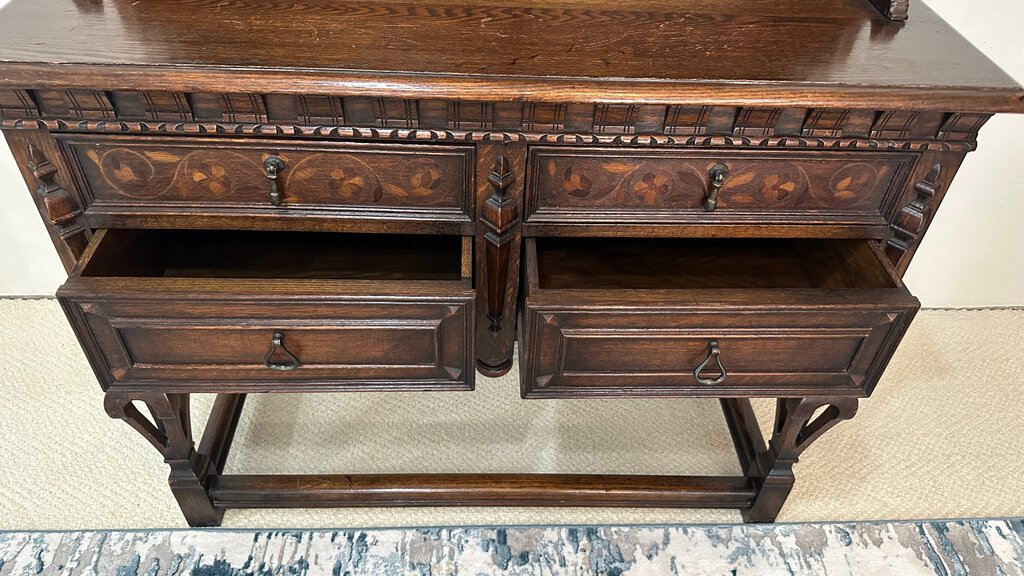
[693,340,727,385]
[703,163,730,212]
[264,331,300,371]
[264,155,286,206]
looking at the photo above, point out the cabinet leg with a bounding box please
[104,392,224,527]
[743,397,858,523]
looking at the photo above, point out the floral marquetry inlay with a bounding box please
[530,149,915,214]
[63,138,473,213]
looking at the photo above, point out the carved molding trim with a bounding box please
[886,163,941,268]
[481,154,518,333]
[25,143,90,259]
[0,89,989,145]
[0,118,978,152]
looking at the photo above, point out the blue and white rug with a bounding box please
[1,520,1021,575]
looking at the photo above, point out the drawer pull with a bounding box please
[263,331,300,371]
[703,164,730,212]
[263,155,286,206]
[693,340,727,385]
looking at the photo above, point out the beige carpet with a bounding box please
[0,298,1021,529]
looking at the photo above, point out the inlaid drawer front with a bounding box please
[58,135,474,225]
[519,237,919,398]
[525,147,917,228]
[58,229,475,391]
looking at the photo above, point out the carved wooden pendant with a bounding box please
[886,163,941,268]
[482,155,517,332]
[25,143,89,262]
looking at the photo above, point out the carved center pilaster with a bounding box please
[481,154,518,332]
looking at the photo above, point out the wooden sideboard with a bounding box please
[2,0,1022,526]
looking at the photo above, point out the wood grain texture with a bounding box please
[0,0,1021,111]
[209,473,757,509]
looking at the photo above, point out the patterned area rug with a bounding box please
[1,520,1021,575]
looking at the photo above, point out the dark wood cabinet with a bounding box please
[1,0,1021,526]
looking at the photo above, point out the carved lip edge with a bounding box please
[1,62,1023,113]
[0,118,981,153]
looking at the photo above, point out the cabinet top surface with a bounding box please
[0,0,1021,111]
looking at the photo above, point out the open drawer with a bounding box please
[519,237,919,398]
[58,229,475,392]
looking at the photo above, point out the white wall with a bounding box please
[0,0,1021,305]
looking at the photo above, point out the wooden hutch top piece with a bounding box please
[0,0,1021,114]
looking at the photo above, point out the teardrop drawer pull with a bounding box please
[693,339,727,385]
[703,163,730,212]
[264,155,286,206]
[263,331,300,371]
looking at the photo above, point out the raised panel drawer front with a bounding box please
[519,237,919,398]
[525,147,918,231]
[57,229,475,392]
[58,135,474,228]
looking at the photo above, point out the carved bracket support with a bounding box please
[744,397,859,522]
[886,163,941,270]
[104,392,223,526]
[769,397,860,462]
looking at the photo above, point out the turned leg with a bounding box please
[104,392,224,527]
[742,397,859,523]
[475,140,526,376]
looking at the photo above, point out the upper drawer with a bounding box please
[525,147,918,233]
[57,135,475,231]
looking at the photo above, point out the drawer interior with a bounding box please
[531,237,898,290]
[80,229,468,281]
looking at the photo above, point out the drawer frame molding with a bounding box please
[101,389,859,526]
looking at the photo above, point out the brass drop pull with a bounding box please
[693,340,727,385]
[703,163,730,212]
[263,155,286,206]
[263,331,300,371]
